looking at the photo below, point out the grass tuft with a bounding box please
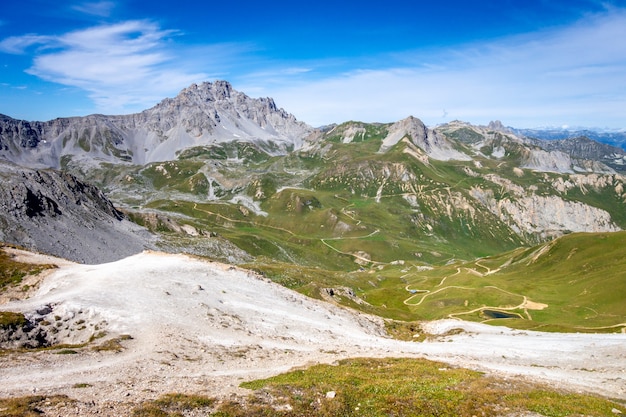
[0,395,71,417]
[0,311,27,329]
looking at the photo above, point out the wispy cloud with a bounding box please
[0,20,215,114]
[0,34,54,54]
[71,1,116,17]
[252,8,626,128]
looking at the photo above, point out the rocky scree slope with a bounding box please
[0,161,154,263]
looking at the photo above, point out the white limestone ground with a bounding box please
[0,249,625,413]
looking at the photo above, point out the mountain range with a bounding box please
[1,81,625,265]
[513,125,626,150]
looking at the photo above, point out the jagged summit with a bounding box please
[486,120,511,133]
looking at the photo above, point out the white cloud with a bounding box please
[253,9,626,128]
[1,20,213,114]
[72,1,116,17]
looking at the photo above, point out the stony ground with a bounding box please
[1,249,625,415]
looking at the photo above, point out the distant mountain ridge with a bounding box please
[437,120,626,173]
[0,81,312,168]
[512,126,626,150]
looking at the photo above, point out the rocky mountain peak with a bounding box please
[487,120,510,132]
[380,116,471,161]
[173,80,234,104]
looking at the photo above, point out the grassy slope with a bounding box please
[390,231,626,332]
[0,246,54,292]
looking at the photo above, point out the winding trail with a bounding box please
[403,267,550,323]
[320,229,383,264]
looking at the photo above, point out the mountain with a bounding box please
[0,81,312,168]
[438,120,625,173]
[0,160,154,263]
[0,80,625,289]
[513,126,626,150]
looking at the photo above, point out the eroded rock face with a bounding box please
[0,115,43,149]
[470,188,620,241]
[0,161,154,264]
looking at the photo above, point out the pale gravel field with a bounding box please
[1,249,625,415]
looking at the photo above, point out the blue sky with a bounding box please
[1,0,625,128]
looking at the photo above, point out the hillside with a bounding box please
[344,231,626,332]
[107,117,626,267]
[0,248,624,415]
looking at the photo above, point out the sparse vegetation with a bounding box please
[0,246,54,292]
[0,311,26,329]
[131,358,623,417]
[132,393,216,416]
[92,334,133,352]
[0,395,72,417]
